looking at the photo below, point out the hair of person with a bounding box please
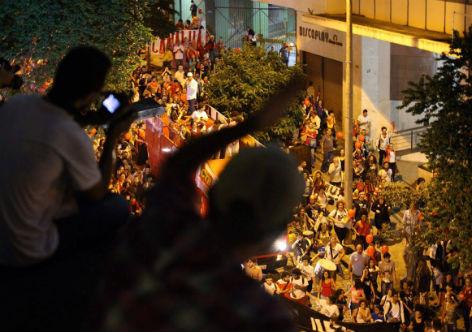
[292,268,301,276]
[383,252,391,259]
[49,46,111,103]
[381,126,387,130]
[264,274,274,281]
[322,271,329,281]
[354,279,363,289]
[363,109,368,113]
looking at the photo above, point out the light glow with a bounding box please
[273,238,287,252]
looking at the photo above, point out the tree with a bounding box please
[207,46,305,143]
[399,29,472,270]
[0,0,174,93]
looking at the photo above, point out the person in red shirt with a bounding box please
[354,212,371,249]
[276,271,293,299]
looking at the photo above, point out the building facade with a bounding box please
[258,0,468,139]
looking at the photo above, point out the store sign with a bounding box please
[297,21,346,62]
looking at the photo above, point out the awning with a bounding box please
[301,13,452,55]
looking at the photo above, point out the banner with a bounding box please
[149,29,208,56]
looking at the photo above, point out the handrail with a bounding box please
[390,125,428,152]
[392,125,428,135]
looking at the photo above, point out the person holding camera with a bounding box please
[0,46,134,269]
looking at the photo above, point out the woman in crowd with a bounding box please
[356,300,373,323]
[319,270,335,300]
[328,200,349,244]
[350,279,367,319]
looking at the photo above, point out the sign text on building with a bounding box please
[297,14,346,62]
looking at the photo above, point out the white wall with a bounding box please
[359,37,392,138]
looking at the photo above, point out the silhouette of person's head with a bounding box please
[48,46,111,111]
[208,147,304,260]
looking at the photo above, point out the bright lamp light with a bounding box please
[274,238,287,251]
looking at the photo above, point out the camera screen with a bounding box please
[102,94,121,114]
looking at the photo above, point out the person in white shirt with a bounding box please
[325,237,345,280]
[383,292,405,323]
[357,109,370,133]
[386,144,396,182]
[0,47,132,267]
[378,161,392,184]
[263,275,277,295]
[402,202,421,244]
[376,126,391,165]
[186,72,199,113]
[328,157,342,187]
[319,296,340,319]
[290,268,309,302]
[173,64,186,87]
[173,42,185,67]
[297,257,316,291]
[328,200,349,244]
[191,107,209,122]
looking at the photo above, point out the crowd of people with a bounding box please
[2,30,472,331]
[101,43,472,330]
[242,82,472,331]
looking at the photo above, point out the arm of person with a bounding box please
[328,163,335,175]
[161,77,303,186]
[337,247,345,262]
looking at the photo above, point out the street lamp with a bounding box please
[343,0,353,208]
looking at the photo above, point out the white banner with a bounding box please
[297,13,345,62]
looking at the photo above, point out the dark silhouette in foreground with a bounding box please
[89,79,306,331]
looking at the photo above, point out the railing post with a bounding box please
[411,131,413,150]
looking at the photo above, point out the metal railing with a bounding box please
[390,125,428,152]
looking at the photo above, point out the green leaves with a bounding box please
[207,46,305,143]
[399,28,472,271]
[0,0,174,93]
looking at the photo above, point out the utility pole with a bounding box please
[343,0,353,208]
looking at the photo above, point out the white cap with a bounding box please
[187,72,193,77]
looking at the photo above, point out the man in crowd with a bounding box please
[349,244,369,281]
[292,231,313,263]
[0,46,133,330]
[321,128,334,172]
[376,126,390,166]
[174,64,186,87]
[325,237,345,281]
[328,156,342,187]
[279,43,290,66]
[186,72,199,114]
[357,109,371,134]
[173,41,185,68]
[244,259,263,281]
[191,105,209,123]
[0,46,132,268]
[190,0,198,17]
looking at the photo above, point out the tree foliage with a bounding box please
[399,29,472,270]
[0,0,174,92]
[207,46,305,143]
